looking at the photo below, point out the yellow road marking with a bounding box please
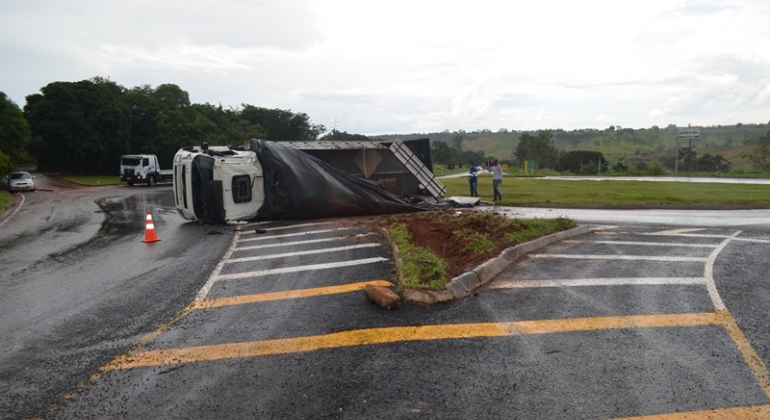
[717,309,770,399]
[615,404,770,419]
[102,313,719,371]
[189,280,395,309]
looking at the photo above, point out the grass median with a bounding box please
[380,211,577,291]
[57,175,122,186]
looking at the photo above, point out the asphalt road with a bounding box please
[2,177,770,419]
[0,176,233,419]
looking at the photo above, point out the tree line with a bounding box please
[430,129,770,174]
[4,76,770,177]
[1,77,326,175]
[429,135,489,169]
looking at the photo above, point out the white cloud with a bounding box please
[757,83,770,105]
[2,0,770,134]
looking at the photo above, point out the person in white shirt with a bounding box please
[491,158,503,201]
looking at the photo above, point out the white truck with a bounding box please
[120,154,173,186]
[172,140,445,224]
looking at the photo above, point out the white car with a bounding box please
[6,171,35,192]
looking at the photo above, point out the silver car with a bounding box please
[6,171,35,192]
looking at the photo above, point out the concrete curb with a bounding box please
[400,225,592,305]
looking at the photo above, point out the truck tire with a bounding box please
[127,181,134,186]
[147,175,155,187]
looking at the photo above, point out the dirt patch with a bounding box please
[360,209,574,279]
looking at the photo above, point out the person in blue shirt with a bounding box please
[469,161,479,197]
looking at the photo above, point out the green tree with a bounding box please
[556,150,608,174]
[460,150,486,167]
[677,147,697,172]
[154,83,190,109]
[0,151,11,176]
[319,129,371,141]
[430,140,452,165]
[451,135,463,151]
[696,153,731,172]
[124,84,163,154]
[24,78,131,174]
[0,92,32,174]
[515,131,560,169]
[239,105,325,141]
[122,84,229,165]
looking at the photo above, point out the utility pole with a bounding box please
[676,128,699,175]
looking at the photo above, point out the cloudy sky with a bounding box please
[2,0,770,135]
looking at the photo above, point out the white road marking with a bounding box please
[239,221,334,233]
[238,228,354,243]
[513,229,747,312]
[215,257,390,281]
[644,233,734,239]
[227,243,381,263]
[195,231,243,300]
[0,192,25,229]
[490,277,707,289]
[647,228,705,235]
[235,233,375,251]
[562,240,717,248]
[530,254,708,262]
[702,231,741,310]
[732,237,770,244]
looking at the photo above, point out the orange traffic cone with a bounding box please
[142,210,161,243]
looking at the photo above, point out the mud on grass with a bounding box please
[378,210,576,290]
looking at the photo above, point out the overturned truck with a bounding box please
[172,138,446,223]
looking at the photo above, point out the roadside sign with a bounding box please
[678,129,700,140]
[675,129,699,175]
[527,161,535,169]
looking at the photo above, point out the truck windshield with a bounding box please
[121,158,141,166]
[191,155,223,222]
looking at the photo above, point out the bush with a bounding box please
[0,151,12,177]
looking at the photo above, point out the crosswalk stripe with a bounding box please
[238,221,334,232]
[238,228,354,243]
[530,254,708,262]
[215,257,390,281]
[490,277,707,289]
[235,234,375,251]
[227,243,380,263]
[562,240,717,248]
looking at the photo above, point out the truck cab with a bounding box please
[173,144,265,223]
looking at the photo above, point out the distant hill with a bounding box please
[373,123,770,171]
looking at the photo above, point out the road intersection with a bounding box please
[52,218,770,419]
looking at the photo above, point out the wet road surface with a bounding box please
[3,176,770,419]
[48,219,770,419]
[0,176,233,419]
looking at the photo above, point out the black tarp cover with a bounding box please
[251,139,427,220]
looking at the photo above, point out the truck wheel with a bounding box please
[127,181,134,186]
[147,175,155,187]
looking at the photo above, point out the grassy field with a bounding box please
[15,172,770,209]
[0,191,12,211]
[58,175,122,186]
[442,174,770,207]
